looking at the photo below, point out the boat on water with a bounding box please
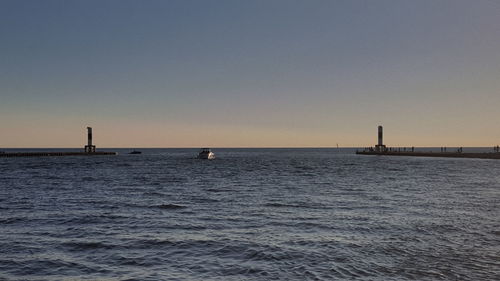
[198,148,215,159]
[129,150,142,154]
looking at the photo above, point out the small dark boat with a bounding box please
[129,150,142,154]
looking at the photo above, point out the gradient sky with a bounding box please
[1,0,499,148]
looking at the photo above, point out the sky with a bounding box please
[1,0,499,148]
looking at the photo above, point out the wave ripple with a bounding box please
[1,148,499,280]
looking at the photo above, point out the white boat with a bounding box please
[198,148,215,159]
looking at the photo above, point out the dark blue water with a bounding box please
[1,149,499,280]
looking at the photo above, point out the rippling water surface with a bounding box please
[1,148,499,280]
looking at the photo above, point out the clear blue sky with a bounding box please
[1,0,499,147]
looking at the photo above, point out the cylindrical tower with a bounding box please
[84,127,96,153]
[87,127,93,147]
[378,126,383,146]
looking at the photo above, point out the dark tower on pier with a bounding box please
[84,127,96,153]
[375,125,386,152]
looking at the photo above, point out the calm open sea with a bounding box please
[1,148,499,280]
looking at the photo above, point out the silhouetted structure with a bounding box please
[356,126,500,160]
[0,151,116,157]
[375,125,387,152]
[0,127,116,157]
[84,127,96,153]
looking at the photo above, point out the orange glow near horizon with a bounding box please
[1,1,499,148]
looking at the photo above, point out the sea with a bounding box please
[1,148,499,281]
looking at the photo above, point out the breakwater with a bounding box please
[358,125,500,160]
[0,151,117,158]
[356,151,500,160]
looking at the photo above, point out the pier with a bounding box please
[356,150,500,160]
[356,126,500,160]
[0,127,117,158]
[0,151,117,157]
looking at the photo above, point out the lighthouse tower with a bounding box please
[84,127,96,153]
[375,126,387,152]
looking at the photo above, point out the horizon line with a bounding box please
[1,146,498,149]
